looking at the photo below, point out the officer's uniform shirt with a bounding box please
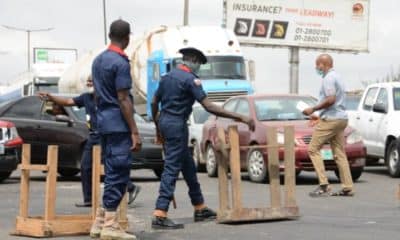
[92,45,133,134]
[155,65,207,120]
[73,93,98,132]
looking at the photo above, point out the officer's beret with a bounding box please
[179,47,207,64]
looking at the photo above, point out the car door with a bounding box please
[234,98,252,163]
[355,87,378,155]
[37,102,87,169]
[369,88,389,156]
[0,96,43,163]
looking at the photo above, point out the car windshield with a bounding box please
[192,106,212,124]
[344,95,361,110]
[173,56,246,80]
[393,88,400,110]
[254,96,317,121]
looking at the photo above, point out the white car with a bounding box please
[188,102,222,171]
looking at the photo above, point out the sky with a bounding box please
[0,0,399,96]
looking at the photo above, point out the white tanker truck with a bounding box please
[58,25,255,117]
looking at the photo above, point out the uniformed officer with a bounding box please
[90,19,141,240]
[38,78,141,208]
[151,47,255,229]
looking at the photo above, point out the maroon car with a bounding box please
[200,94,366,183]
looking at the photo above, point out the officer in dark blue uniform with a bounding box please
[151,47,255,229]
[38,78,140,209]
[91,19,140,240]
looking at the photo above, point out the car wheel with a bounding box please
[193,142,205,172]
[386,141,400,177]
[247,149,267,183]
[0,171,12,183]
[206,144,218,177]
[334,168,363,182]
[58,169,80,178]
[153,168,163,179]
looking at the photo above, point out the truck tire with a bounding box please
[247,149,267,183]
[0,171,12,183]
[206,145,218,177]
[386,141,400,177]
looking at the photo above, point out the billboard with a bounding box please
[224,0,370,52]
[33,48,77,64]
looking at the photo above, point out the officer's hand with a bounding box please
[37,92,51,101]
[241,116,255,132]
[131,133,142,152]
[308,115,320,127]
[155,130,164,145]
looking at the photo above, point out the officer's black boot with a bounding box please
[194,207,217,222]
[151,216,184,230]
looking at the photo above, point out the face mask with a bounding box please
[183,61,201,74]
[315,68,324,77]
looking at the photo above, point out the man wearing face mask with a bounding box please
[302,54,354,197]
[151,47,255,229]
[38,77,141,209]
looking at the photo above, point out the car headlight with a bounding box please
[346,130,363,144]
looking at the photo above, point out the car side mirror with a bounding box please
[372,103,387,114]
[56,115,74,127]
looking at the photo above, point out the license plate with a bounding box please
[320,149,333,160]
[0,144,4,155]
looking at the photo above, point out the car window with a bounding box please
[344,95,361,110]
[362,87,378,111]
[235,99,250,116]
[192,106,212,124]
[2,97,42,119]
[393,88,400,110]
[40,101,69,121]
[223,99,238,112]
[375,88,388,109]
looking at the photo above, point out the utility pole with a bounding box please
[183,0,189,26]
[289,47,299,93]
[103,0,108,45]
[2,25,53,72]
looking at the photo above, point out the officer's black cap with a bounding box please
[179,47,207,64]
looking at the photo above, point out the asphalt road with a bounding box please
[0,167,399,240]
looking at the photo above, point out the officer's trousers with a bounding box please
[101,132,132,211]
[155,115,204,211]
[80,133,100,203]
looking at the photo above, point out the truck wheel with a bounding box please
[0,171,12,183]
[334,168,363,182]
[247,149,267,183]
[206,145,218,177]
[386,141,400,177]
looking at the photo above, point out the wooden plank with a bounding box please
[284,126,297,208]
[119,193,128,223]
[18,164,48,171]
[266,127,281,209]
[228,126,242,210]
[19,144,31,218]
[44,145,58,221]
[217,206,300,223]
[240,144,283,150]
[217,127,230,213]
[92,145,102,220]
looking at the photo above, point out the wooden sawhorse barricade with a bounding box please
[12,145,127,237]
[215,125,300,223]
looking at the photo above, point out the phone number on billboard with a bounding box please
[295,28,332,36]
[293,28,332,44]
[293,35,330,43]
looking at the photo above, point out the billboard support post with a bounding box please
[289,47,299,94]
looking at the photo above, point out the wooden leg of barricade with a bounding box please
[228,126,243,211]
[284,126,297,208]
[266,127,281,209]
[217,127,230,213]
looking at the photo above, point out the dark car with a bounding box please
[201,94,366,183]
[0,96,163,178]
[0,120,24,182]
